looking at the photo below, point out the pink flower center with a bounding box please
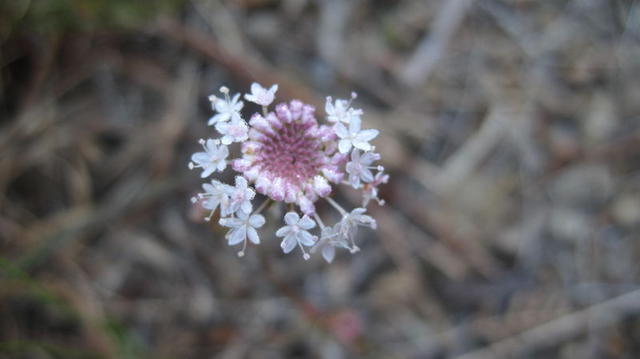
[256,120,322,188]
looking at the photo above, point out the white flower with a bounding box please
[346,150,381,188]
[190,83,386,264]
[189,139,229,178]
[226,176,255,215]
[335,208,376,253]
[215,119,249,145]
[311,225,346,263]
[219,211,265,246]
[325,97,363,123]
[192,180,234,221]
[362,171,389,206]
[276,212,317,259]
[316,226,337,263]
[244,83,278,107]
[325,92,363,124]
[335,117,379,154]
[208,92,243,125]
[344,208,376,229]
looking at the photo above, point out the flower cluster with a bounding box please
[189,83,387,262]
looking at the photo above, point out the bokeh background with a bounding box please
[2,0,640,358]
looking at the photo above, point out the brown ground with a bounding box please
[2,1,640,358]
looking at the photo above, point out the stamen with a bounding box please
[297,237,314,260]
[238,238,248,257]
[346,91,358,108]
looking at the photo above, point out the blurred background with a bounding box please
[2,0,640,358]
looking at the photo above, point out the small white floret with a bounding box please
[244,82,278,107]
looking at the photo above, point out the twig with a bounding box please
[432,104,511,194]
[455,288,640,359]
[398,0,473,87]
[17,173,192,271]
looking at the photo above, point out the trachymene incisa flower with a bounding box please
[189,82,387,262]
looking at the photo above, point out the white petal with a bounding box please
[298,215,316,230]
[210,113,228,125]
[352,141,372,151]
[215,121,229,134]
[349,173,361,188]
[235,210,249,220]
[361,168,374,183]
[334,123,348,138]
[219,217,243,228]
[200,167,215,178]
[281,236,297,253]
[205,139,218,151]
[235,176,248,189]
[244,94,257,103]
[249,214,265,228]
[220,144,229,157]
[220,201,233,217]
[231,93,242,107]
[322,245,335,263]
[191,152,209,163]
[228,227,246,245]
[240,200,252,214]
[360,151,380,164]
[276,226,291,237]
[356,129,379,142]
[214,100,227,113]
[247,227,260,244]
[350,149,361,162]
[284,212,300,226]
[220,135,233,145]
[297,231,316,246]
[325,97,334,115]
[220,183,235,195]
[349,116,361,133]
[202,198,219,210]
[366,217,377,229]
[245,187,255,201]
[345,161,359,176]
[250,82,262,94]
[338,139,352,154]
[202,183,215,192]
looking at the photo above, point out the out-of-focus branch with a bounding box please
[455,288,640,359]
[397,0,473,87]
